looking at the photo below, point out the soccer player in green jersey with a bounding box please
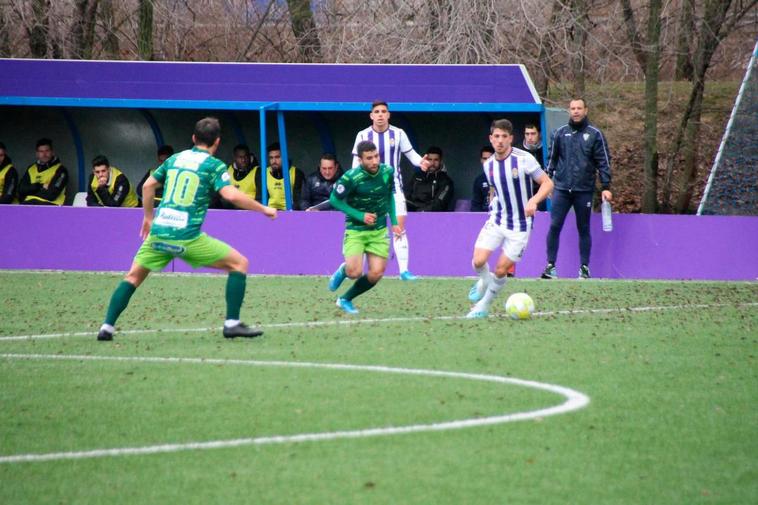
[327,141,400,314]
[97,117,278,341]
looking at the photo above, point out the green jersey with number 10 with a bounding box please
[150,147,231,240]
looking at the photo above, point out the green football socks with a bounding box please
[343,275,376,301]
[104,281,137,325]
[226,271,247,320]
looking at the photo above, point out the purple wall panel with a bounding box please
[1,206,757,280]
[0,60,536,104]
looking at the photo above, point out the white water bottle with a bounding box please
[601,200,613,232]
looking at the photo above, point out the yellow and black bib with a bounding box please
[228,164,258,199]
[90,166,138,207]
[0,163,18,203]
[266,166,297,210]
[24,162,65,205]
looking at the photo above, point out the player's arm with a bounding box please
[351,134,361,169]
[329,176,366,223]
[219,185,276,217]
[140,175,161,239]
[399,131,430,171]
[593,130,613,202]
[525,170,553,217]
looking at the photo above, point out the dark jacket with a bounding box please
[406,169,454,212]
[470,171,491,212]
[300,168,343,210]
[547,117,611,192]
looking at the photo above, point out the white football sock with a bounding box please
[473,261,491,286]
[224,319,240,328]
[394,233,410,272]
[100,323,114,333]
[477,275,507,310]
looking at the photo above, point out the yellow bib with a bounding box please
[24,162,66,205]
[0,164,18,203]
[228,164,258,199]
[89,166,138,207]
[266,166,297,210]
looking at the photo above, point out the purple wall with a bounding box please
[2,207,757,280]
[0,60,537,105]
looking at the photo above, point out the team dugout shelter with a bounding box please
[0,59,549,209]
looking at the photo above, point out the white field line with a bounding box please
[0,353,590,464]
[1,302,757,342]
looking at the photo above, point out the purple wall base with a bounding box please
[2,207,757,281]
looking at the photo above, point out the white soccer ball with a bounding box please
[504,292,535,320]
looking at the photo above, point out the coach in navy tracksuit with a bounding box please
[541,98,612,280]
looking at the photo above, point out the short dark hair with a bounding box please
[233,144,250,155]
[92,155,109,167]
[193,117,221,147]
[524,123,540,132]
[490,119,513,135]
[371,100,388,110]
[356,141,377,158]
[267,142,281,154]
[570,97,587,107]
[0,142,6,151]
[157,145,174,157]
[480,145,494,157]
[320,152,337,163]
[36,138,53,149]
[426,146,443,157]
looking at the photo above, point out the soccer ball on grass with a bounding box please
[504,292,535,320]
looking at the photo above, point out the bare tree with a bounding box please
[662,0,758,212]
[71,0,100,59]
[100,0,120,59]
[287,0,322,62]
[138,0,153,60]
[674,0,694,80]
[28,0,50,57]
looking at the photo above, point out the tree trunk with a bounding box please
[674,80,704,212]
[675,0,694,80]
[138,0,153,61]
[71,0,100,59]
[29,0,50,58]
[287,0,321,62]
[100,0,120,59]
[570,0,589,96]
[0,7,10,57]
[535,0,561,98]
[641,0,662,213]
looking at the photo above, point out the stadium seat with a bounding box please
[72,192,87,207]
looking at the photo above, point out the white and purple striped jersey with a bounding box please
[484,147,545,232]
[351,125,423,191]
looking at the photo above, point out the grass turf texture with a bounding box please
[0,271,756,504]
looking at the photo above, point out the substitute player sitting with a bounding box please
[97,117,277,341]
[327,141,400,315]
[467,119,553,318]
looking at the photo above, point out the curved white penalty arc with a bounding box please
[0,353,590,464]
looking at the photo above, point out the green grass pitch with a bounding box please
[0,271,756,504]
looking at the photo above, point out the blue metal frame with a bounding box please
[139,109,165,148]
[60,108,86,192]
[276,110,293,211]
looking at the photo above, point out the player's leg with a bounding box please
[468,221,501,303]
[393,191,416,281]
[330,229,365,292]
[543,189,572,278]
[184,233,258,339]
[468,228,529,318]
[337,229,388,314]
[98,236,169,341]
[573,191,593,278]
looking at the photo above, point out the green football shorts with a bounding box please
[134,233,231,271]
[342,228,389,258]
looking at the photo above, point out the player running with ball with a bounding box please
[327,141,401,314]
[467,119,553,318]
